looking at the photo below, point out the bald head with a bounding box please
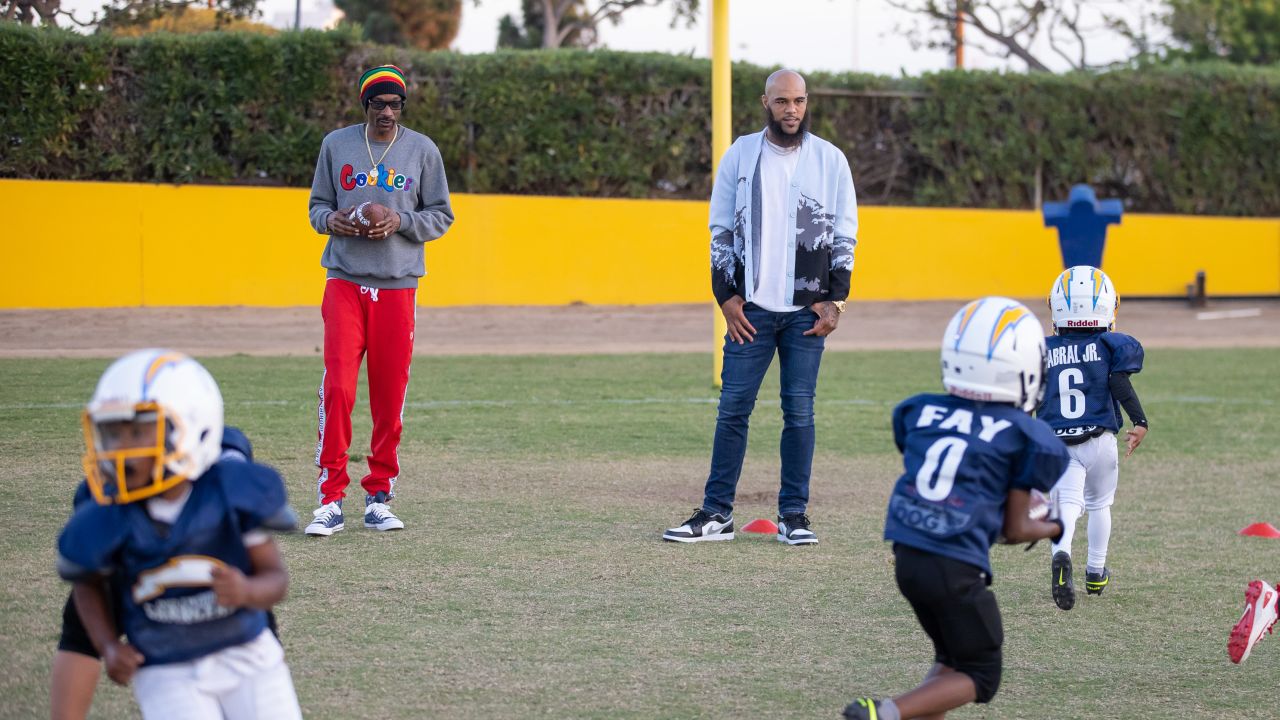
[764,69,806,97]
[761,69,808,147]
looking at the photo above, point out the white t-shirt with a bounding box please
[754,139,803,312]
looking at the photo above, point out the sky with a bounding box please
[55,0,1168,76]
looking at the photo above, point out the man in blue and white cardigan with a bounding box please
[664,70,858,547]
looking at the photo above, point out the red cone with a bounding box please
[1239,522,1280,538]
[742,518,779,534]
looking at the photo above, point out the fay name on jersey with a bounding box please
[57,460,290,666]
[1039,331,1144,436]
[883,394,1069,577]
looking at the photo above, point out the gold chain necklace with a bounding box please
[364,123,401,180]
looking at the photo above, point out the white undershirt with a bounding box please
[755,138,803,312]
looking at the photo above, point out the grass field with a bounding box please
[2,348,1278,719]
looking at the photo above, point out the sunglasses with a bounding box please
[368,99,404,111]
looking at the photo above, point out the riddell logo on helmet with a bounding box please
[949,387,993,401]
[1066,320,1102,327]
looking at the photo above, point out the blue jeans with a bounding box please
[702,303,825,517]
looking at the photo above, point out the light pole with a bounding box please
[711,0,730,387]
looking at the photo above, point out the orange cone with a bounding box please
[742,518,778,534]
[1239,522,1280,538]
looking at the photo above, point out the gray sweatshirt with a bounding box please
[308,124,455,289]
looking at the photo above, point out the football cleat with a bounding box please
[842,697,887,720]
[940,297,1048,413]
[1085,568,1111,596]
[364,492,404,531]
[1052,551,1075,611]
[777,513,819,545]
[663,509,733,543]
[305,501,344,536]
[1228,580,1279,664]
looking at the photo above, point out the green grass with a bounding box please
[1,349,1278,718]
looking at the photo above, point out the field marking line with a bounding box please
[5,396,1272,411]
[1196,308,1262,321]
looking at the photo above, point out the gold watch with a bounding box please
[832,300,847,314]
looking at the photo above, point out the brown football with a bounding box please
[353,202,394,236]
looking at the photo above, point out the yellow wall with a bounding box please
[2,179,1276,308]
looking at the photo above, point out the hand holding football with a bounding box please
[353,202,395,238]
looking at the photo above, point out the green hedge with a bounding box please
[3,24,1278,214]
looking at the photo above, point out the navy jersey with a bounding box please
[1039,331,1144,436]
[883,393,1069,577]
[57,460,290,666]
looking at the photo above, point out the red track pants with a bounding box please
[314,278,416,505]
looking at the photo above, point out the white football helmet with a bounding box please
[940,297,1048,413]
[1049,265,1118,332]
[80,349,224,505]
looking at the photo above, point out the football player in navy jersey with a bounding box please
[843,297,1069,720]
[49,426,282,720]
[1038,266,1148,610]
[55,350,302,720]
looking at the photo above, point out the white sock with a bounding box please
[1051,502,1084,556]
[878,699,901,720]
[1087,507,1112,570]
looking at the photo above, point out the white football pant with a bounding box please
[133,629,303,720]
[1049,432,1119,570]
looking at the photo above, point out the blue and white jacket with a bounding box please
[710,129,858,307]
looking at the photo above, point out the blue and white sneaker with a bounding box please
[663,508,733,543]
[305,501,344,536]
[777,513,818,545]
[364,492,404,531]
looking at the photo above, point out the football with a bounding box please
[1028,489,1051,521]
[353,202,394,236]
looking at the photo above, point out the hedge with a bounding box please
[2,24,1278,214]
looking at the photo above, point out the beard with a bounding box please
[764,108,809,148]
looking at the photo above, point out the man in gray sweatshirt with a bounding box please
[305,64,454,537]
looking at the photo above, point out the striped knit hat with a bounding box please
[359,65,407,108]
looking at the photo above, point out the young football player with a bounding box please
[55,350,302,720]
[49,427,281,720]
[1228,579,1279,664]
[843,297,1069,720]
[1038,266,1148,610]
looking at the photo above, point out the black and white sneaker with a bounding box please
[777,513,818,545]
[1085,567,1111,596]
[842,697,887,720]
[305,501,344,536]
[1052,551,1075,610]
[663,509,734,543]
[364,492,404,531]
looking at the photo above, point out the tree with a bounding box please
[106,6,275,34]
[498,0,698,50]
[2,0,63,24]
[498,0,589,48]
[1164,0,1280,65]
[0,0,260,31]
[887,0,1153,72]
[334,0,460,50]
[93,0,259,33]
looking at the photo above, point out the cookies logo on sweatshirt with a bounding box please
[340,164,415,193]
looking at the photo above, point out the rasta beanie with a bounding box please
[359,65,407,108]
